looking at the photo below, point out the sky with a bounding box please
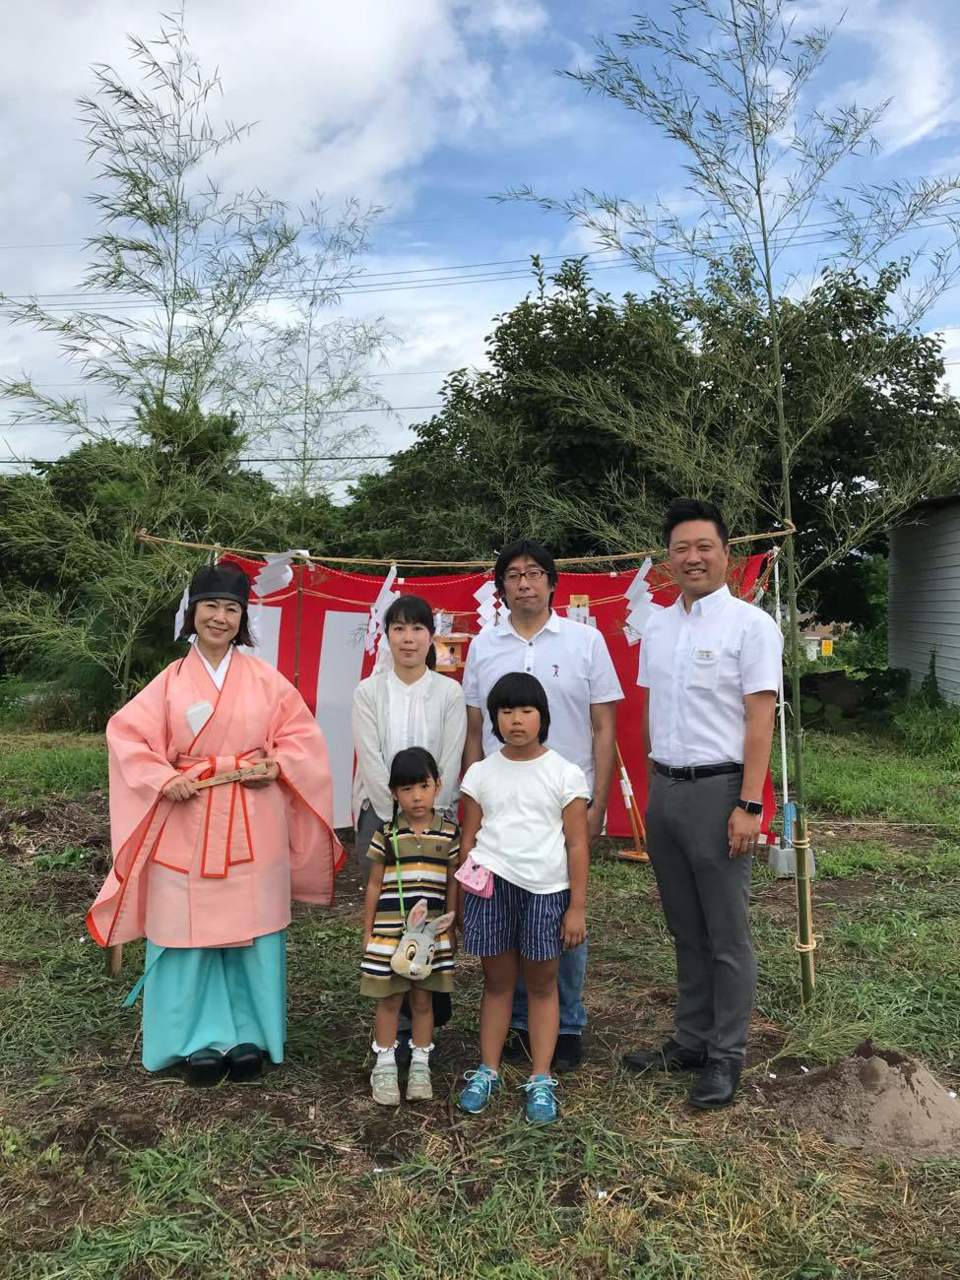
[3,0,960,493]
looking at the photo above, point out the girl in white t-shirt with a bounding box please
[456,672,590,1126]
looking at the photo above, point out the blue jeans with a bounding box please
[510,940,588,1036]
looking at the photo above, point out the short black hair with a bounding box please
[382,593,437,670]
[383,593,434,633]
[493,539,558,597]
[179,600,253,648]
[663,498,729,547]
[486,672,550,744]
[388,746,440,791]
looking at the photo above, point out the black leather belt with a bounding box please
[652,761,743,781]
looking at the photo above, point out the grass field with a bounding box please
[0,728,958,1279]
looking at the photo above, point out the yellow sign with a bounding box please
[821,638,834,657]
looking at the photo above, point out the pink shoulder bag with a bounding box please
[455,853,494,898]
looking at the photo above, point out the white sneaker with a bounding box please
[370,1061,400,1106]
[406,1060,433,1101]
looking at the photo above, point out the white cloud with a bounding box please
[460,0,548,41]
[0,0,554,470]
[933,325,960,398]
[792,0,960,154]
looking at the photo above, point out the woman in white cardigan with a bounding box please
[352,593,467,874]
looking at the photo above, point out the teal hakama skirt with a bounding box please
[135,930,287,1071]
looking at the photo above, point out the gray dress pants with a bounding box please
[645,770,756,1062]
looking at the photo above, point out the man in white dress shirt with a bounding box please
[462,538,623,1072]
[622,499,782,1108]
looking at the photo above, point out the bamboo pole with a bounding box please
[772,549,790,815]
[732,0,815,1000]
[615,744,649,863]
[292,559,305,690]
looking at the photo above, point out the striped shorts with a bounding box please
[462,874,570,962]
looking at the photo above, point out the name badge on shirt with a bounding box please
[186,700,214,736]
[695,649,716,661]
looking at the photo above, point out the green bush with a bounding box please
[0,677,106,732]
[891,696,960,767]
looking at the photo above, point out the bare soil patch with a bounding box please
[753,875,887,925]
[813,819,941,851]
[0,792,112,912]
[50,1105,162,1156]
[761,1041,960,1164]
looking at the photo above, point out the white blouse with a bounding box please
[384,669,430,767]
[351,669,467,822]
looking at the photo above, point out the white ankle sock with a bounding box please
[372,1039,397,1066]
[410,1043,434,1066]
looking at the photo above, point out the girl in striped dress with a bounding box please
[361,747,459,1105]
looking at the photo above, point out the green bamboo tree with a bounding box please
[503,0,960,1000]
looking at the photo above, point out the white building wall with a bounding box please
[889,499,960,704]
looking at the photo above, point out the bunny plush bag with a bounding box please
[360,818,460,998]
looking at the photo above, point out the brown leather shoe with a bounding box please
[621,1038,708,1074]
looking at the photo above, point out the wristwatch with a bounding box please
[736,799,763,815]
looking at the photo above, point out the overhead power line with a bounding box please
[0,453,395,466]
[0,403,442,431]
[4,204,960,310]
[17,367,455,392]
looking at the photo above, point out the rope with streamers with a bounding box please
[136,523,796,570]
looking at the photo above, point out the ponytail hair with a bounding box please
[382,594,438,670]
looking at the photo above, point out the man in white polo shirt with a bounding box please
[462,538,623,1072]
[622,498,782,1108]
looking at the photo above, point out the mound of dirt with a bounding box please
[764,1042,960,1164]
[0,792,110,867]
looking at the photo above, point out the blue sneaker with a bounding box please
[458,1065,501,1114]
[523,1074,559,1125]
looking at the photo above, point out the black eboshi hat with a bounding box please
[186,562,250,607]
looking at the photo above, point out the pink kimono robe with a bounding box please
[87,646,343,950]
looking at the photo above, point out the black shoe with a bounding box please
[502,1029,531,1063]
[552,1033,584,1074]
[621,1038,708,1075]
[431,991,453,1029]
[395,1031,412,1069]
[689,1059,741,1109]
[226,1043,264,1083]
[185,1048,228,1087]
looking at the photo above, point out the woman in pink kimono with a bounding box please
[87,563,343,1085]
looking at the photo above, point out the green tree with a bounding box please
[340,257,960,611]
[0,402,304,713]
[502,0,960,998]
[0,11,372,708]
[244,199,393,508]
[0,12,298,430]
[340,258,697,559]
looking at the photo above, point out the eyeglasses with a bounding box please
[503,568,547,584]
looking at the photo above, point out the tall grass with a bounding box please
[800,729,959,827]
[891,697,960,769]
[0,738,107,804]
